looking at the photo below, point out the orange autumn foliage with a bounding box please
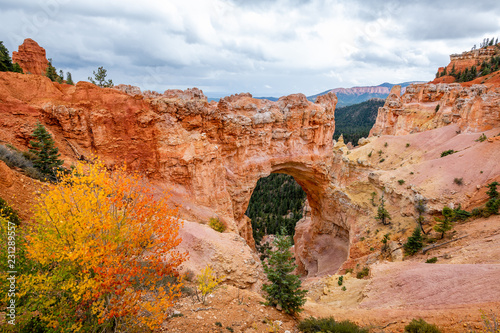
[26,160,188,331]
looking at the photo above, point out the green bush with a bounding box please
[337,276,343,286]
[425,257,438,263]
[453,177,463,185]
[356,267,369,279]
[208,217,226,233]
[398,179,405,185]
[440,149,456,157]
[298,316,368,333]
[404,318,441,333]
[476,133,488,142]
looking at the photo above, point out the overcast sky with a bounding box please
[2,0,500,97]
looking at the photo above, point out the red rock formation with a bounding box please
[370,83,500,136]
[12,38,48,75]
[437,45,499,76]
[0,70,353,278]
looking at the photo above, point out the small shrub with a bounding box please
[379,158,385,163]
[0,144,43,180]
[356,267,369,279]
[435,104,440,112]
[215,322,222,327]
[338,276,343,286]
[406,143,410,148]
[368,151,372,157]
[196,265,224,304]
[378,150,383,156]
[341,286,346,291]
[298,316,369,333]
[426,257,438,263]
[410,171,414,175]
[369,247,375,251]
[440,149,456,157]
[209,217,226,232]
[226,327,234,332]
[453,177,463,185]
[476,133,488,142]
[345,268,353,274]
[384,142,388,147]
[0,197,21,226]
[398,179,405,185]
[360,237,365,241]
[404,318,441,333]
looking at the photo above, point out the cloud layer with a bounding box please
[2,0,500,97]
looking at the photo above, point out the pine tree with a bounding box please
[12,62,23,73]
[45,59,58,81]
[262,228,307,315]
[66,72,74,85]
[375,196,391,225]
[433,207,453,239]
[29,121,64,180]
[404,227,423,255]
[88,66,113,88]
[0,41,13,72]
[56,69,64,83]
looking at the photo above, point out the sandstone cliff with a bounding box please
[11,38,48,75]
[369,83,500,136]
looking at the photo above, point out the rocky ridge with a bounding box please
[11,38,48,75]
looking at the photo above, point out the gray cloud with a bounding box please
[1,0,500,97]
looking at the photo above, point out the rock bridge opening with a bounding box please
[237,161,350,277]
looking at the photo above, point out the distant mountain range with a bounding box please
[305,81,424,107]
[210,81,424,106]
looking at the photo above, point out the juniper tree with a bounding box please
[262,228,307,315]
[0,41,13,72]
[29,122,64,180]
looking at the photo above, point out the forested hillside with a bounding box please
[333,98,384,145]
[245,173,306,244]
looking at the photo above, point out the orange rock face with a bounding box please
[0,71,354,278]
[370,83,500,136]
[12,38,48,75]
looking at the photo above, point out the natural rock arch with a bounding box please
[0,74,353,277]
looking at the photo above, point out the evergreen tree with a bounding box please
[29,122,64,180]
[375,196,391,225]
[0,41,13,72]
[12,62,23,73]
[486,182,499,199]
[262,228,307,315]
[433,207,453,239]
[88,66,113,88]
[450,64,456,76]
[56,69,64,83]
[66,72,74,85]
[404,227,423,255]
[45,59,58,81]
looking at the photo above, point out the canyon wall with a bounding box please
[370,83,500,137]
